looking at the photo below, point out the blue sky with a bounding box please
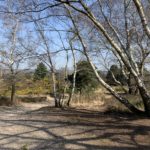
[0,0,112,72]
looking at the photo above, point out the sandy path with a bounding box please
[0,101,150,150]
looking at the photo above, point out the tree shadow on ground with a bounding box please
[0,106,149,150]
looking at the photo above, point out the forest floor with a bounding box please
[0,99,150,150]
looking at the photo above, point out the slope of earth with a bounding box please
[0,101,149,150]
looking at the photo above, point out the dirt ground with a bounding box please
[0,100,149,150]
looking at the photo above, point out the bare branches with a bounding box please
[133,0,150,38]
[0,2,61,14]
[64,4,144,113]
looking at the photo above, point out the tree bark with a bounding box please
[133,0,150,38]
[127,73,138,95]
[10,82,15,104]
[137,82,150,116]
[67,41,77,107]
[51,71,59,107]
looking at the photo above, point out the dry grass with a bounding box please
[71,88,110,111]
[70,87,145,114]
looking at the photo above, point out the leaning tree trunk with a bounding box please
[65,5,144,115]
[86,53,144,115]
[65,3,150,116]
[136,79,150,116]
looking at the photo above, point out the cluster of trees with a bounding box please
[33,60,100,106]
[0,0,150,116]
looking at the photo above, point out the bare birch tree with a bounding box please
[61,0,150,115]
[67,40,77,106]
[0,1,26,103]
[33,20,59,107]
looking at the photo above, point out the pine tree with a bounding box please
[68,60,99,93]
[34,62,48,80]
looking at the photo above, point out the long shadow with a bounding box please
[30,106,148,119]
[0,107,149,150]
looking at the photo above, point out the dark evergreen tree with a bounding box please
[34,62,48,80]
[68,61,99,93]
[106,65,127,86]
